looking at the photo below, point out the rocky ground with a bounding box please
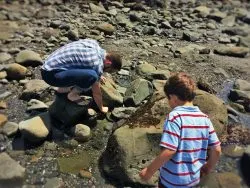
[0,0,250,187]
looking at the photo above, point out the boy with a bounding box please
[139,72,221,187]
[41,38,122,113]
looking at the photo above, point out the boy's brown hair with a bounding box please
[164,72,196,101]
[107,52,122,70]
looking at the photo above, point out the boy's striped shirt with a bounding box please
[160,106,220,187]
[42,39,106,77]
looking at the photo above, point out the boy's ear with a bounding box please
[105,59,112,65]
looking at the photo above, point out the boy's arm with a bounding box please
[92,81,108,113]
[201,145,221,175]
[140,148,176,181]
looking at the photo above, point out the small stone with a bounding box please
[97,23,115,35]
[0,71,7,79]
[0,101,7,109]
[71,124,91,142]
[0,114,7,127]
[1,121,18,136]
[79,169,92,179]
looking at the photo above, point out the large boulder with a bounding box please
[15,50,43,67]
[18,112,52,142]
[193,90,228,136]
[102,125,161,186]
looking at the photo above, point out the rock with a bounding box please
[0,91,12,100]
[27,99,48,111]
[5,63,27,80]
[18,112,51,142]
[222,145,245,158]
[136,63,156,76]
[118,69,130,76]
[45,178,64,188]
[175,44,209,57]
[1,121,18,136]
[102,125,161,186]
[20,79,50,100]
[183,31,200,42]
[100,77,123,108]
[89,3,106,13]
[161,21,172,29]
[71,124,91,142]
[79,169,92,179]
[111,107,137,120]
[0,101,7,109]
[150,70,171,80]
[207,22,216,30]
[234,79,250,91]
[35,7,58,19]
[97,23,115,35]
[193,90,228,136]
[49,95,90,127]
[229,89,250,103]
[214,46,249,58]
[0,71,7,79]
[239,35,250,48]
[0,152,25,185]
[0,114,7,127]
[219,37,231,44]
[241,13,250,24]
[222,28,248,37]
[0,52,12,63]
[67,29,79,41]
[57,152,91,174]
[221,16,235,27]
[124,78,153,106]
[194,6,211,17]
[15,50,43,67]
[208,11,227,22]
[200,172,242,188]
[152,80,167,92]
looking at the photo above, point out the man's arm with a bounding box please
[140,148,176,181]
[92,81,108,113]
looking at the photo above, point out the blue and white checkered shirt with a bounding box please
[42,39,106,77]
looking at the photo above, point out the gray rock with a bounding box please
[118,69,130,76]
[124,78,153,106]
[150,69,171,80]
[0,152,25,185]
[1,122,18,137]
[222,27,248,37]
[35,7,58,19]
[136,63,156,76]
[0,52,12,63]
[20,79,50,100]
[89,3,106,13]
[0,91,12,100]
[219,37,231,44]
[19,112,51,142]
[183,31,200,42]
[221,16,235,27]
[152,80,167,92]
[161,21,172,29]
[239,35,250,48]
[67,29,79,41]
[71,124,91,142]
[111,107,137,120]
[214,46,249,58]
[208,11,227,22]
[235,79,250,91]
[27,99,48,111]
[229,89,250,103]
[5,63,27,80]
[193,6,211,17]
[15,50,43,67]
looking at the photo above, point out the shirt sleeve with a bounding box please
[207,119,220,148]
[160,115,180,151]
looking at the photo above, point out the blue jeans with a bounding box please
[41,69,98,89]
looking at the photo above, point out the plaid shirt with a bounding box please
[42,39,106,77]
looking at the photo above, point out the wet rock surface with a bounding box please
[0,0,250,187]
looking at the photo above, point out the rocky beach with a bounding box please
[0,0,250,187]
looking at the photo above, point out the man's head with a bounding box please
[103,52,122,73]
[164,72,196,108]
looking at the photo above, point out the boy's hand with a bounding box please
[139,167,153,181]
[201,163,212,177]
[100,76,106,84]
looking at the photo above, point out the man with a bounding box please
[41,39,122,113]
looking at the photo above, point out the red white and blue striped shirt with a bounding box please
[42,39,106,77]
[160,106,220,188]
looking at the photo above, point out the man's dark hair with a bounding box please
[107,52,122,70]
[164,72,196,101]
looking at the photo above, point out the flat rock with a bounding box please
[15,50,43,67]
[111,107,137,120]
[1,121,18,137]
[214,46,249,58]
[137,63,156,76]
[27,99,48,111]
[234,79,250,91]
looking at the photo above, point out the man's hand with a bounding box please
[100,76,106,84]
[139,167,153,181]
[101,106,109,113]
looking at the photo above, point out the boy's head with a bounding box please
[164,72,196,108]
[103,52,122,73]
